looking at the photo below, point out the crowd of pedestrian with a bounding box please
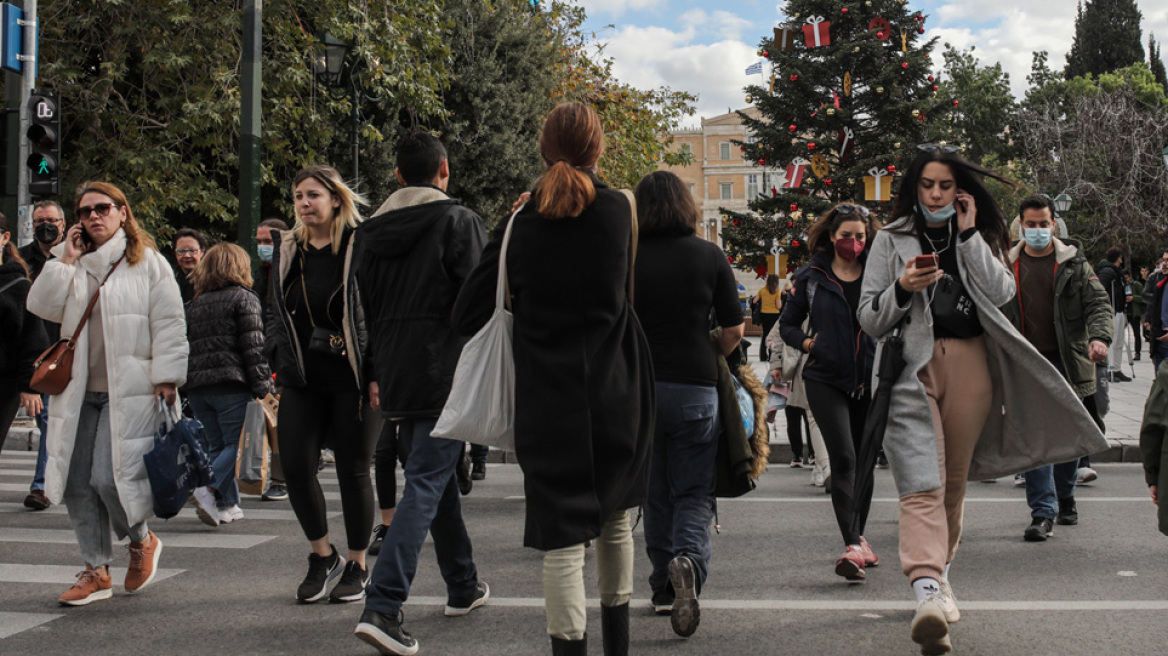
[2,102,1166,656]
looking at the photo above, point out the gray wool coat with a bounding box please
[858,218,1109,497]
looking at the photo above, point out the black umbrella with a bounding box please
[850,321,906,539]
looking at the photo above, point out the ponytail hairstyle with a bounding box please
[0,211,30,277]
[73,181,156,266]
[534,102,605,219]
[291,165,367,254]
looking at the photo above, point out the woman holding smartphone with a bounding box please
[27,182,187,606]
[779,203,879,582]
[858,146,1107,655]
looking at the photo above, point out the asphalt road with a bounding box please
[1,451,1164,655]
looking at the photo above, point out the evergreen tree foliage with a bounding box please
[1150,34,1168,93]
[927,45,1016,165]
[1064,0,1145,80]
[722,0,951,274]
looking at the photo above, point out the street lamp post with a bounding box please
[315,34,362,185]
[1053,192,1072,239]
[706,218,717,242]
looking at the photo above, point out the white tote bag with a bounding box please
[431,206,522,450]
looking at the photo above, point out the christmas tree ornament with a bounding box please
[865,0,872,5]
[854,46,861,52]
[783,158,809,188]
[901,28,908,52]
[792,239,801,248]
[825,178,833,186]
[952,99,959,106]
[733,220,740,226]
[802,16,831,48]
[928,75,935,82]
[863,167,893,202]
[841,7,848,14]
[869,17,891,40]
[757,49,765,56]
[887,165,897,173]
[790,204,798,212]
[810,153,829,178]
[773,26,798,52]
[918,111,926,122]
[912,109,920,117]
[827,108,836,115]
[787,221,794,228]
[838,127,855,162]
[894,142,902,148]
[848,178,856,185]
[754,264,768,279]
[876,86,885,93]
[769,74,777,94]
[728,256,735,263]
[771,186,779,197]
[762,50,769,57]
[807,142,816,151]
[790,74,799,81]
[758,158,766,165]
[745,95,753,103]
[932,85,938,91]
[917,26,925,34]
[901,62,909,69]
[843,72,853,95]
[789,124,798,132]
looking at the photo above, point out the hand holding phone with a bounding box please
[61,224,86,264]
[913,254,939,271]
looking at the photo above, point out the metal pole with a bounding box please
[238,0,262,255]
[15,0,36,246]
[350,79,359,189]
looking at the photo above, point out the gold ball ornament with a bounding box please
[854,46,861,53]
[876,86,884,93]
[745,95,753,103]
[911,109,920,117]
[827,108,836,115]
[847,178,856,185]
[894,142,902,149]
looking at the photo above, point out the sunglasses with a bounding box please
[76,202,120,220]
[916,143,961,154]
[836,203,870,219]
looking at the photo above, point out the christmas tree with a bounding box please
[722,0,957,276]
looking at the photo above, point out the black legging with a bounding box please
[804,380,872,546]
[374,419,411,511]
[759,313,780,360]
[785,406,809,461]
[0,383,21,453]
[279,386,377,551]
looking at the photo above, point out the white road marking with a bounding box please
[0,503,338,521]
[0,528,276,549]
[0,612,63,639]
[402,596,1168,611]
[0,564,183,586]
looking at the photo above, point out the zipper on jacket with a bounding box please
[811,264,866,395]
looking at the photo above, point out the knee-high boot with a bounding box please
[551,635,587,656]
[601,603,629,656]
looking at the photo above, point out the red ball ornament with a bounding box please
[789,124,798,132]
[790,204,798,212]
[841,7,848,13]
[902,62,909,69]
[928,75,935,82]
[727,256,735,263]
[786,221,795,228]
[758,159,766,166]
[825,178,833,186]
[876,31,887,40]
[790,74,799,82]
[887,165,896,173]
[932,85,938,91]
[952,99,960,107]
[807,143,816,151]
[792,240,802,248]
[762,50,769,57]
[732,220,740,227]
[917,26,925,34]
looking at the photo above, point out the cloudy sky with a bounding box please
[576,0,1168,126]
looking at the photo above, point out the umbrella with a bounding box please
[850,321,906,540]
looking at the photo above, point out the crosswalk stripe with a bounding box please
[0,528,276,549]
[0,503,338,521]
[399,596,1168,612]
[0,563,184,586]
[0,611,63,640]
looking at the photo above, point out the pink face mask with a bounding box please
[834,237,865,262]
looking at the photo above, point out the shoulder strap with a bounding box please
[619,189,638,303]
[0,278,25,296]
[68,256,124,347]
[497,205,523,313]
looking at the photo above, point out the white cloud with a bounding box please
[576,0,665,19]
[680,9,754,41]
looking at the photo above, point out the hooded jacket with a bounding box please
[0,259,47,392]
[1001,238,1112,398]
[354,186,487,417]
[1139,361,1168,536]
[1095,258,1126,314]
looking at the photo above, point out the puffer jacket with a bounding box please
[0,259,48,392]
[185,284,274,398]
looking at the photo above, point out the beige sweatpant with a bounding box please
[542,510,634,641]
[898,337,993,582]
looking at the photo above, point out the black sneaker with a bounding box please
[445,581,490,617]
[1023,517,1054,542]
[368,524,389,556]
[471,462,486,481]
[651,590,674,616]
[262,483,288,501]
[355,609,418,656]
[1111,370,1132,382]
[1056,497,1079,525]
[297,546,345,603]
[457,452,473,496]
[330,561,370,603]
[668,556,700,637]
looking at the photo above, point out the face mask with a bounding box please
[834,237,865,262]
[1023,227,1052,251]
[257,244,274,263]
[34,222,60,245]
[918,202,956,225]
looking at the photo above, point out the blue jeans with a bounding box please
[643,382,719,596]
[30,394,50,492]
[365,417,478,616]
[1025,459,1079,519]
[187,392,251,508]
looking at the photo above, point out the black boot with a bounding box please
[601,603,629,656]
[551,634,587,656]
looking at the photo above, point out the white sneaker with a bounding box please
[193,487,220,527]
[218,505,244,524]
[911,594,952,655]
[1013,473,1026,487]
[812,465,830,487]
[937,578,960,623]
[321,448,336,464]
[1076,467,1097,485]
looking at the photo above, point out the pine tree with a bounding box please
[1064,0,1144,80]
[1150,34,1168,92]
[722,0,948,274]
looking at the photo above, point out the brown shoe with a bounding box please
[59,566,112,606]
[125,531,163,593]
[23,490,51,510]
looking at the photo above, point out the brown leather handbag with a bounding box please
[31,257,124,395]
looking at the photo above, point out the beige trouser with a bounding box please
[543,510,634,641]
[899,337,993,582]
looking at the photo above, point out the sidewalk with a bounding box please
[752,345,1155,464]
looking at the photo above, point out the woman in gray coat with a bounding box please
[858,146,1107,656]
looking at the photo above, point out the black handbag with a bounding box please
[930,273,980,337]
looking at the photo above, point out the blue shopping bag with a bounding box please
[143,399,212,519]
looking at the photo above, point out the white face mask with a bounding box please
[1023,227,1052,251]
[919,202,956,225]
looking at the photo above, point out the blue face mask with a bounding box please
[257,244,274,263]
[918,202,956,225]
[1023,227,1052,251]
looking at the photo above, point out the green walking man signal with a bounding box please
[26,92,61,197]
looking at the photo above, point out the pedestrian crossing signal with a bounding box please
[26,92,60,197]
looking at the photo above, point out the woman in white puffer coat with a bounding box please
[27,181,187,607]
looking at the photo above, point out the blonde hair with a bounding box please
[534,103,605,219]
[290,165,367,253]
[190,242,253,294]
[73,181,156,266]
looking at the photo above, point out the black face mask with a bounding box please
[34,222,60,245]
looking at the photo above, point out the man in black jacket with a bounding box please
[353,130,489,656]
[1096,247,1131,382]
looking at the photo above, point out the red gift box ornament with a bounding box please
[803,16,831,48]
[783,157,809,189]
[838,126,855,163]
[790,204,799,212]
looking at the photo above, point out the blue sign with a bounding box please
[1,3,37,77]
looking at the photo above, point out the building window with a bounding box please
[720,142,731,160]
[688,182,696,196]
[720,182,733,200]
[680,143,692,156]
[746,174,760,199]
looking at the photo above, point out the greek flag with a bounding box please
[745,61,763,75]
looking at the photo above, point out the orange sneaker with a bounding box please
[59,566,112,606]
[125,531,163,593]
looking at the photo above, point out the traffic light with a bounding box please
[26,92,60,197]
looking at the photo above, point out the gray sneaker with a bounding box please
[937,578,960,623]
[668,556,700,637]
[911,593,952,655]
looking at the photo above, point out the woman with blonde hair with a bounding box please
[185,242,274,526]
[454,102,654,656]
[265,165,377,604]
[27,181,187,606]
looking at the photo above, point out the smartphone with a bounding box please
[79,226,94,248]
[913,254,939,270]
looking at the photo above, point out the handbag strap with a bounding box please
[619,189,638,303]
[68,256,124,347]
[496,204,524,312]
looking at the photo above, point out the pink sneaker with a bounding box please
[859,536,879,567]
[834,546,866,581]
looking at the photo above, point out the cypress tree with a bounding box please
[1065,0,1145,79]
[1150,34,1168,92]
